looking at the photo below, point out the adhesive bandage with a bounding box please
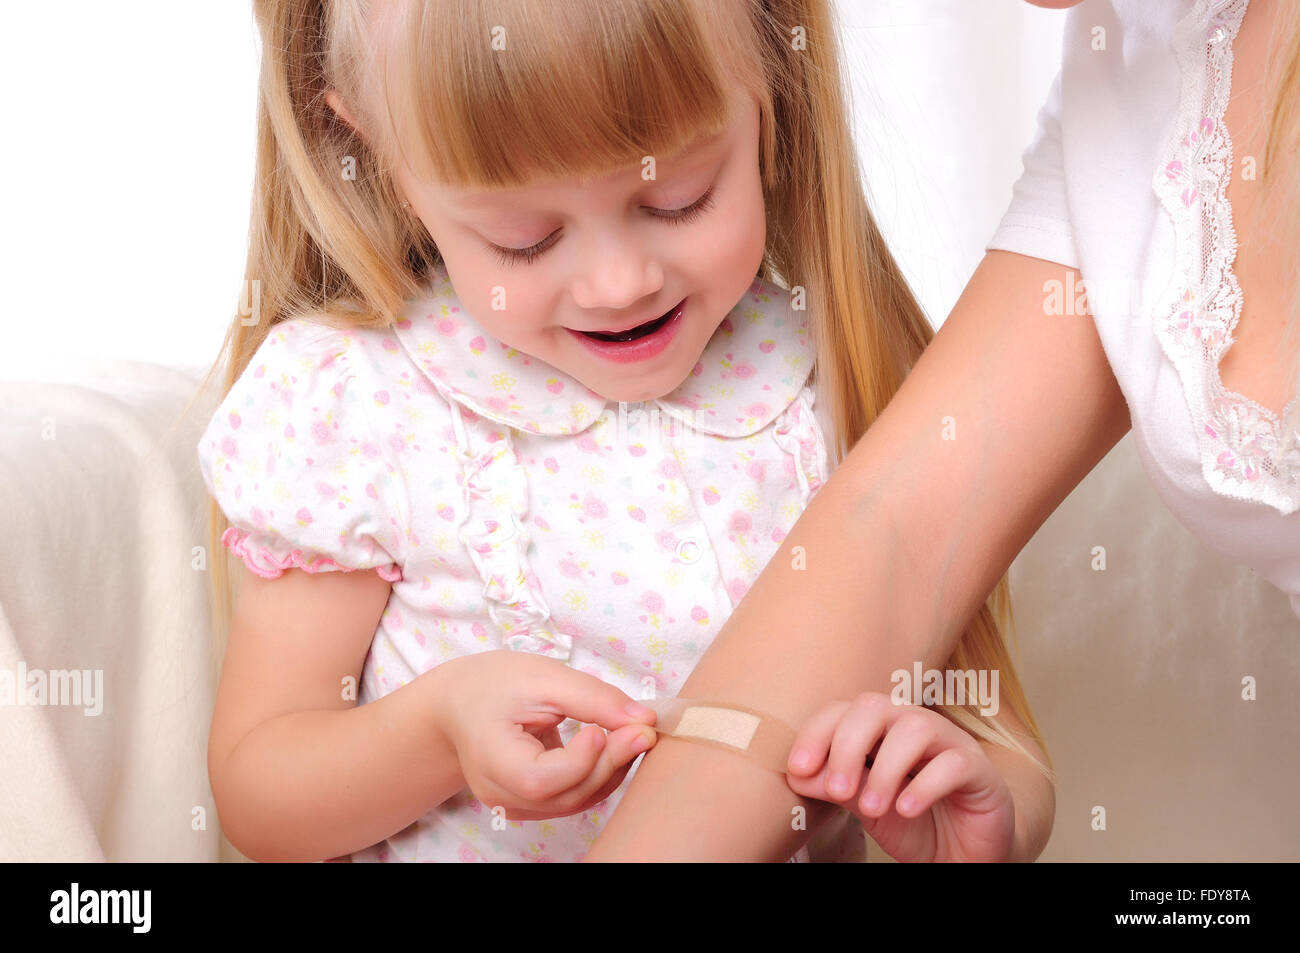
[640,697,798,774]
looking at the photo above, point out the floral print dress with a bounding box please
[197,259,866,861]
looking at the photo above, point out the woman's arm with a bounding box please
[583,250,1130,861]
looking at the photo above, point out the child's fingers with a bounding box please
[535,723,656,814]
[785,763,835,800]
[537,667,658,733]
[822,694,893,801]
[519,722,654,810]
[572,731,652,811]
[785,700,851,776]
[890,747,987,818]
[856,710,955,819]
[491,722,611,803]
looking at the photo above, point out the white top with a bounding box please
[197,259,863,862]
[988,0,1300,622]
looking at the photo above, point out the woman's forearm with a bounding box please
[583,454,949,861]
[583,251,1130,861]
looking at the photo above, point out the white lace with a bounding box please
[1152,0,1300,515]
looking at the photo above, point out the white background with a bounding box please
[0,0,1065,379]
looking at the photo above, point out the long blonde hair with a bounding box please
[189,0,1054,773]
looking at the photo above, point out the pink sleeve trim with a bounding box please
[221,527,404,583]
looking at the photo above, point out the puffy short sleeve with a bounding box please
[986,69,1080,270]
[196,319,406,582]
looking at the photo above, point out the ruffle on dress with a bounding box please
[447,397,572,660]
[771,386,830,507]
[221,526,403,582]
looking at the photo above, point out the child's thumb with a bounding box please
[605,723,657,765]
[546,668,658,731]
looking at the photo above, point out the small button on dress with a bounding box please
[675,537,704,563]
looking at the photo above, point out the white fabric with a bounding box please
[0,362,242,861]
[987,0,1300,622]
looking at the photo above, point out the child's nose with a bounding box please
[569,253,664,313]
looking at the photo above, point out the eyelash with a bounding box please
[489,186,718,267]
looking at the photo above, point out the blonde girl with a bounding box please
[196,0,1053,863]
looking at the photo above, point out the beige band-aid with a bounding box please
[640,697,798,774]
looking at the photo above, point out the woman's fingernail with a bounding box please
[828,773,850,795]
[862,790,881,813]
[631,730,654,753]
[625,701,654,720]
[790,749,810,770]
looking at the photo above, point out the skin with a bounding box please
[1217,0,1299,416]
[329,85,768,405]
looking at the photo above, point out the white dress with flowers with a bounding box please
[197,259,865,861]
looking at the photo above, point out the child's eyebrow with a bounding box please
[449,127,730,212]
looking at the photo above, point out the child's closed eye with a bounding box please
[487,185,718,267]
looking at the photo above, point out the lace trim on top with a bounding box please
[1153,0,1300,515]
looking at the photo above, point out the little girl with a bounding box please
[197,0,1052,862]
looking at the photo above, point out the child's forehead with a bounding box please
[353,0,762,192]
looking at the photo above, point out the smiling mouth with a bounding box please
[579,303,682,342]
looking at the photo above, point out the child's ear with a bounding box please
[325,89,359,131]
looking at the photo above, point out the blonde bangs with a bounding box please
[362,0,765,190]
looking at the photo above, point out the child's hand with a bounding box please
[435,650,658,821]
[784,692,1015,862]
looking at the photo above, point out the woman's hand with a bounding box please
[784,692,1016,862]
[433,650,658,821]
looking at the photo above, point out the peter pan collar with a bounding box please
[392,260,815,438]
